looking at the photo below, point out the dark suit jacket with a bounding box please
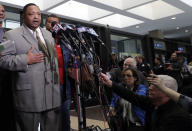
[0,27,16,131]
[112,82,192,131]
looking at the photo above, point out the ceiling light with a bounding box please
[93,0,154,10]
[136,25,140,28]
[185,30,189,33]
[180,0,192,7]
[48,1,112,21]
[171,17,176,20]
[176,27,180,29]
[0,0,44,9]
[127,0,184,20]
[93,14,143,28]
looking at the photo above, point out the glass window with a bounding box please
[3,11,20,29]
[110,34,143,60]
[5,20,20,29]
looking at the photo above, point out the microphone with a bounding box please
[51,21,74,52]
[77,26,104,45]
[51,21,65,38]
[61,24,75,31]
[94,36,105,45]
[87,28,105,45]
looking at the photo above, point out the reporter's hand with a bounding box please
[147,74,164,89]
[167,66,173,70]
[107,107,115,116]
[99,73,112,87]
[27,46,44,65]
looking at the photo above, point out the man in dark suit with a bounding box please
[100,74,192,131]
[0,4,16,131]
[0,3,61,131]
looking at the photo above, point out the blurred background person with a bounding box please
[135,54,151,77]
[107,52,119,72]
[153,56,164,75]
[0,4,16,131]
[166,51,182,91]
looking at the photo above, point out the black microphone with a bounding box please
[77,27,105,45]
[94,36,105,45]
[51,21,74,52]
[61,24,75,31]
[87,28,105,45]
[51,21,65,38]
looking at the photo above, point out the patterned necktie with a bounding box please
[35,31,49,57]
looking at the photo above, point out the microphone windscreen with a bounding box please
[51,21,57,27]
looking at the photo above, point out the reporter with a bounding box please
[147,74,192,113]
[100,73,192,131]
[109,68,147,131]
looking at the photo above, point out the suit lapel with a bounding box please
[41,28,55,58]
[21,25,39,52]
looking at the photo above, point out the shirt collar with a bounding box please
[25,25,40,35]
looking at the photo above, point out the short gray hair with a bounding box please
[124,57,137,68]
[158,75,178,91]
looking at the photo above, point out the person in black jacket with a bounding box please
[153,56,164,75]
[135,55,151,77]
[100,73,192,131]
[0,4,16,131]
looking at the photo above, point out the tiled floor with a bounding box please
[70,105,109,131]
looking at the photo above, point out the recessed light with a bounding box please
[127,1,184,20]
[180,0,192,7]
[176,27,180,29]
[171,17,176,20]
[48,1,112,21]
[93,14,143,28]
[136,25,140,28]
[185,30,189,33]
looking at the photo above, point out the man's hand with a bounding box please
[108,107,115,116]
[27,46,44,65]
[147,74,165,89]
[99,73,112,87]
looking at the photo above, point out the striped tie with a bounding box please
[35,31,49,57]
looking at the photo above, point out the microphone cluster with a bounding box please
[51,21,104,45]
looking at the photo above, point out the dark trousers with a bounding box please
[127,126,144,131]
[0,69,16,131]
[61,99,71,131]
[60,85,71,131]
[15,108,61,131]
[109,115,144,131]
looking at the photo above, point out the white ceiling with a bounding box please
[1,0,192,39]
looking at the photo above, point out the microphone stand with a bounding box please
[83,34,111,128]
[57,31,85,131]
[66,30,87,131]
[52,23,88,130]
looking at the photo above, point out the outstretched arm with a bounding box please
[147,74,180,102]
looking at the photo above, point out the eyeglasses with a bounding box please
[123,64,130,67]
[123,74,133,78]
